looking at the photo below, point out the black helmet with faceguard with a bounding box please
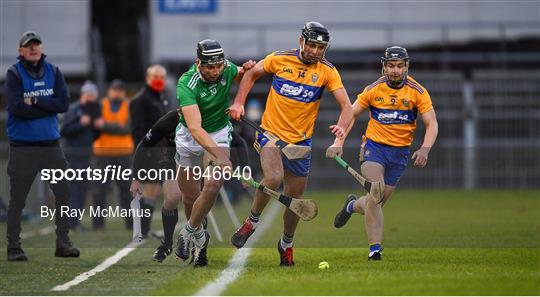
[301,21,330,45]
[196,39,226,83]
[381,46,410,87]
[300,21,330,64]
[381,46,409,63]
[197,39,225,65]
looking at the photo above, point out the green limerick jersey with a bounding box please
[177,60,238,133]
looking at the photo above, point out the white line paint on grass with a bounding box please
[194,201,281,296]
[51,240,146,291]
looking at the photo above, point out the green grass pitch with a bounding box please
[0,190,539,295]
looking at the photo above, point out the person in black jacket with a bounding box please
[130,109,182,263]
[5,31,79,261]
[129,65,170,237]
[61,80,101,231]
[130,109,251,265]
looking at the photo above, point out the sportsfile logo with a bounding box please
[40,165,252,184]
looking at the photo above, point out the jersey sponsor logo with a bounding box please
[280,83,303,96]
[23,88,54,98]
[375,97,384,103]
[370,106,417,125]
[272,75,324,103]
[283,67,293,74]
[34,81,45,87]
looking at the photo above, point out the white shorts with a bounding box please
[174,123,232,168]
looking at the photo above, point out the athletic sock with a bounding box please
[346,200,355,214]
[162,208,178,247]
[140,197,155,236]
[186,223,197,234]
[248,210,260,228]
[192,226,206,247]
[280,233,293,249]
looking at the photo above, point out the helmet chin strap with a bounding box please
[299,42,314,64]
[197,63,224,84]
[299,38,328,64]
[381,62,409,88]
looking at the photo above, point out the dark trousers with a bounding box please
[66,154,91,229]
[7,142,71,248]
[91,155,132,229]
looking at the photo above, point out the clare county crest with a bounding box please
[311,73,318,83]
[402,98,410,107]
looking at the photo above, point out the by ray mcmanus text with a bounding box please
[40,205,151,221]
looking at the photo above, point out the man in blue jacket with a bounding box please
[5,31,80,261]
[61,80,101,231]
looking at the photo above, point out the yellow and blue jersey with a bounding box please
[356,75,433,147]
[261,49,344,143]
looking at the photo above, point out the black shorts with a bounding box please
[139,146,176,183]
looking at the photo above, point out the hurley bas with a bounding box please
[41,206,151,221]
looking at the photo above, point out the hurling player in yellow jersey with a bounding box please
[327,46,438,261]
[229,21,353,266]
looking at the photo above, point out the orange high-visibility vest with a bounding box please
[93,98,134,156]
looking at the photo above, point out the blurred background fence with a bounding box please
[0,0,538,201]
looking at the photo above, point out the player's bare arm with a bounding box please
[326,99,366,158]
[411,109,438,167]
[234,60,257,83]
[229,60,268,120]
[329,87,353,140]
[181,104,232,169]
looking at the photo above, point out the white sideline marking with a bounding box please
[51,240,146,291]
[194,201,281,296]
[20,226,54,239]
[51,217,198,292]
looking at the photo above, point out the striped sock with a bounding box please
[193,227,206,247]
[280,233,293,249]
[186,223,197,234]
[193,228,205,240]
[249,210,260,228]
[346,200,355,214]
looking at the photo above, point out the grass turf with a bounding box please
[0,190,538,295]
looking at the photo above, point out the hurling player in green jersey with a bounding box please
[174,39,255,265]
